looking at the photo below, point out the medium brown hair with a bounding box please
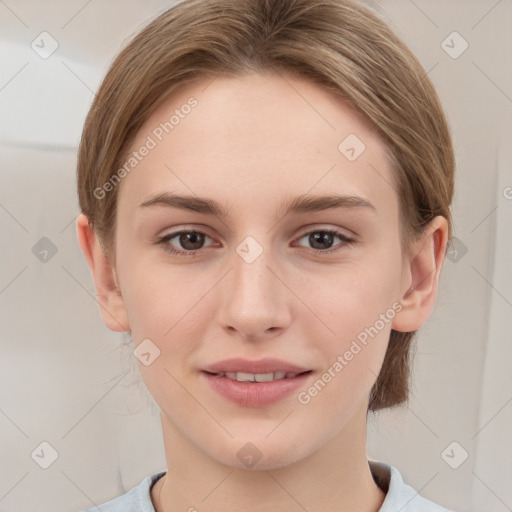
[76,0,455,412]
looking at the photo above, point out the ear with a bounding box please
[392,216,449,333]
[76,213,130,332]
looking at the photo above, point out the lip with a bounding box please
[200,357,313,407]
[202,357,311,375]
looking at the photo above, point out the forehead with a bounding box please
[117,72,397,221]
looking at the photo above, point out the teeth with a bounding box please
[236,371,256,382]
[255,373,274,382]
[217,371,301,382]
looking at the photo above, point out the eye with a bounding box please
[156,228,355,257]
[157,230,215,256]
[294,229,354,254]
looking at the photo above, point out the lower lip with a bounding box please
[201,371,312,407]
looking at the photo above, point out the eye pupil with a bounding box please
[180,231,204,250]
[310,231,334,249]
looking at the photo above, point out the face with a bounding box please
[109,71,412,469]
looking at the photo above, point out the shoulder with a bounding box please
[80,471,166,512]
[369,460,456,512]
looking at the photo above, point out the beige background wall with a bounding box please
[1,1,511,511]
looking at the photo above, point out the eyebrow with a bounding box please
[138,192,377,218]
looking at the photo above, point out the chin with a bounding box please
[209,436,310,471]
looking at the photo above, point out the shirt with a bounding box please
[80,460,455,511]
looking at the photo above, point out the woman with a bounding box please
[75,0,455,510]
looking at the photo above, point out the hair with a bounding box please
[76,0,455,412]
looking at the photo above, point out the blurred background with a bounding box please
[0,1,511,511]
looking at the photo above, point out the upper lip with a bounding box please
[202,357,311,375]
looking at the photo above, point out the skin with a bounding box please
[77,71,448,512]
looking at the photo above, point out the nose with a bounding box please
[215,239,292,342]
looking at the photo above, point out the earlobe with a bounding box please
[392,216,449,333]
[76,213,130,332]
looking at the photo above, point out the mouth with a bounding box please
[202,370,312,382]
[200,358,314,407]
[201,356,312,376]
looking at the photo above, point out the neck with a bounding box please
[152,405,386,512]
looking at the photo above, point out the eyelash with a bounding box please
[156,228,355,257]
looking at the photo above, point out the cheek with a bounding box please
[296,307,392,424]
[310,249,402,391]
[119,257,213,378]
[320,258,402,340]
[118,251,194,335]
